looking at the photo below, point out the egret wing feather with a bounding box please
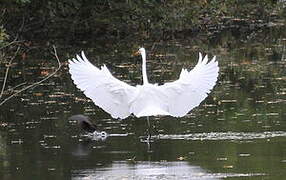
[159,53,219,117]
[69,51,138,119]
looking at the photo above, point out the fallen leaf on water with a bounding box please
[34,92,43,96]
[126,156,136,162]
[177,156,187,161]
[217,157,228,161]
[41,70,49,76]
[239,153,251,157]
[223,165,234,169]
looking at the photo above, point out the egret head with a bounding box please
[134,47,146,56]
[138,47,145,54]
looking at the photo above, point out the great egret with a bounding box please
[68,47,219,139]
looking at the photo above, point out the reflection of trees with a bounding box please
[0,131,9,179]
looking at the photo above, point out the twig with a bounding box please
[0,46,62,106]
[0,15,24,51]
[281,43,285,61]
[0,40,23,51]
[6,82,27,92]
[0,9,6,18]
[0,46,20,99]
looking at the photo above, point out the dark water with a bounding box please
[1,26,286,180]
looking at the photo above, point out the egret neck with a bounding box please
[140,48,149,85]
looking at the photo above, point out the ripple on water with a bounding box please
[158,131,286,141]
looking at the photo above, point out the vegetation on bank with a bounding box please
[0,26,9,47]
[1,0,285,46]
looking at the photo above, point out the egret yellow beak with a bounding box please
[133,50,140,56]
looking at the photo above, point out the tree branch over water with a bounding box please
[0,46,20,99]
[0,45,62,106]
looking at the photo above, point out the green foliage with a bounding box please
[2,0,285,42]
[0,25,9,48]
[13,0,31,4]
[1,0,31,5]
[16,0,31,3]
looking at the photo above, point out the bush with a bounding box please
[0,25,9,48]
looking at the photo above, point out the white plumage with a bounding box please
[68,47,219,119]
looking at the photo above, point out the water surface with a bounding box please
[1,26,286,179]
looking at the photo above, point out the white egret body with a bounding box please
[68,48,219,119]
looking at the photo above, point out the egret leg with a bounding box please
[146,116,151,141]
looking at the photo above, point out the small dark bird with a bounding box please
[69,114,97,133]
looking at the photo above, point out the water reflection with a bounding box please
[71,141,96,157]
[72,161,265,180]
[0,131,9,180]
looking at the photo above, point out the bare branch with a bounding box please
[6,82,27,92]
[0,46,20,99]
[0,41,23,51]
[0,46,62,106]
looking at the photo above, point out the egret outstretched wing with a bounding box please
[159,53,219,117]
[68,52,138,119]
